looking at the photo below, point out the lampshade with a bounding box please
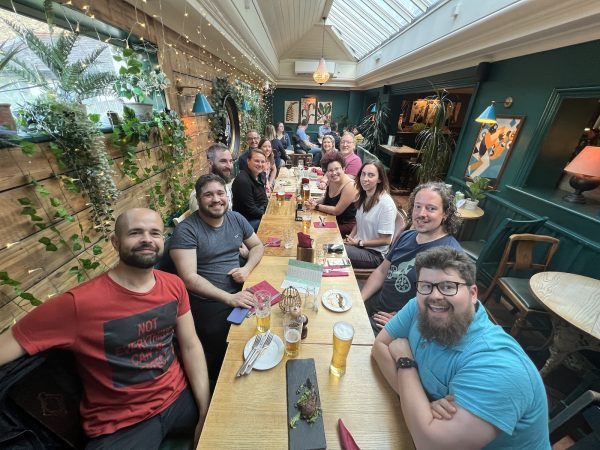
[192,93,214,115]
[564,146,600,177]
[242,100,250,111]
[313,57,330,85]
[475,102,497,124]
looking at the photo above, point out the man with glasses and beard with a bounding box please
[372,246,550,450]
[170,174,264,383]
[0,208,210,448]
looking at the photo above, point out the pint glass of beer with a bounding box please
[302,183,310,203]
[284,316,302,357]
[302,211,311,232]
[254,290,271,333]
[330,321,354,376]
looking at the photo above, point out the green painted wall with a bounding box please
[272,88,361,138]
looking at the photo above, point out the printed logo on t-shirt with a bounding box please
[104,301,178,388]
[387,258,415,293]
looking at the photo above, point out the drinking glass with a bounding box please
[283,228,294,249]
[277,186,285,205]
[302,211,311,232]
[297,158,304,169]
[330,321,354,376]
[283,315,303,357]
[304,287,317,311]
[254,290,271,333]
[302,183,310,203]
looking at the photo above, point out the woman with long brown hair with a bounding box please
[344,160,397,268]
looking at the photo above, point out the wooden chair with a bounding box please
[289,153,313,167]
[481,233,560,338]
[354,207,409,280]
[549,390,600,448]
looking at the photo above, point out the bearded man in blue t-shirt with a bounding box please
[372,246,550,449]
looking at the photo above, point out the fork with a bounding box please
[243,332,273,376]
[236,333,267,377]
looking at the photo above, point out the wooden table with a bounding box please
[457,205,484,220]
[229,256,375,346]
[530,271,600,377]
[377,145,420,190]
[197,343,414,449]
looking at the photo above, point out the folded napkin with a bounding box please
[265,237,281,247]
[297,232,312,248]
[313,221,337,228]
[338,419,361,450]
[246,280,282,313]
[284,193,294,199]
[323,270,349,277]
[301,177,310,185]
[314,168,324,176]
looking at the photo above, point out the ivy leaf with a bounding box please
[38,237,58,251]
[88,113,101,124]
[92,244,102,255]
[20,141,36,156]
[83,236,91,244]
[18,197,32,205]
[19,292,42,306]
[35,184,51,197]
[50,197,61,207]
[72,242,82,252]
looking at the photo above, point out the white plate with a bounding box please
[321,289,352,312]
[243,334,284,370]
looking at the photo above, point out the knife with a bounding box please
[319,216,325,227]
[243,332,273,375]
[236,333,268,377]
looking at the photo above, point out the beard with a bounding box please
[417,299,474,347]
[119,244,162,269]
[199,200,226,219]
[212,167,232,183]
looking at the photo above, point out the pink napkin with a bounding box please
[265,237,281,247]
[284,193,294,199]
[313,221,337,228]
[338,419,361,450]
[313,167,324,176]
[297,232,312,248]
[247,280,281,313]
[323,271,349,277]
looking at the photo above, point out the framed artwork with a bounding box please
[409,99,427,123]
[284,101,299,123]
[301,97,317,124]
[316,101,332,124]
[465,115,525,188]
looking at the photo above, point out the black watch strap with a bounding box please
[396,357,417,370]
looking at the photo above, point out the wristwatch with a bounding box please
[358,240,364,248]
[396,357,417,370]
[315,204,319,212]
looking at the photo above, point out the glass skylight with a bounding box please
[328,0,440,60]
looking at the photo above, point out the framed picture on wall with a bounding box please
[301,97,317,124]
[465,115,525,188]
[316,101,332,124]
[284,101,299,123]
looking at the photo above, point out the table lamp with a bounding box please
[563,145,600,204]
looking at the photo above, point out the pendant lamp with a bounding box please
[313,17,330,85]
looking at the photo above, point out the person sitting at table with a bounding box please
[344,161,397,269]
[339,131,362,179]
[237,129,261,172]
[325,121,341,149]
[231,148,269,232]
[258,138,277,192]
[276,122,291,151]
[0,208,211,448]
[265,124,286,169]
[296,119,322,166]
[171,174,264,383]
[307,151,358,236]
[351,125,364,144]
[189,143,233,213]
[361,182,462,333]
[372,246,550,450]
[318,118,331,139]
[316,135,337,189]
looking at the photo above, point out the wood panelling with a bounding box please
[0,0,255,326]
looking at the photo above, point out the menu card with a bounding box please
[281,259,323,294]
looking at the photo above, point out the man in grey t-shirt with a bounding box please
[171,174,264,381]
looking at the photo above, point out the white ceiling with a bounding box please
[126,0,600,90]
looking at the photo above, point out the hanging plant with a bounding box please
[18,94,119,238]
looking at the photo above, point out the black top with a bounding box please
[323,181,357,224]
[231,168,268,220]
[271,138,287,162]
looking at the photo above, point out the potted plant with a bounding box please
[359,100,389,155]
[0,40,24,131]
[464,176,490,209]
[415,90,456,183]
[113,48,169,121]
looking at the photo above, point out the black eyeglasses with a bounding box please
[416,281,469,296]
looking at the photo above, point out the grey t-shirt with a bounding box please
[170,211,254,298]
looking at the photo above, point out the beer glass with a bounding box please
[302,183,310,203]
[283,228,294,249]
[330,321,354,376]
[302,211,311,232]
[297,158,304,169]
[276,187,285,205]
[254,290,271,333]
[284,316,302,357]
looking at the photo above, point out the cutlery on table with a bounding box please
[236,332,268,377]
[243,332,273,376]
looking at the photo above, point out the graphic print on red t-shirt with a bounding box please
[103,301,178,388]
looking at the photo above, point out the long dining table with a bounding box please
[197,167,414,449]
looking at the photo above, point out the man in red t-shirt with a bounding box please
[0,208,210,449]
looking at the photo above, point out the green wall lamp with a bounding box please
[475,97,513,124]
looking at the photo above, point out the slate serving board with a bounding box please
[286,358,327,450]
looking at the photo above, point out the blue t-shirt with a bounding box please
[385,299,550,450]
[296,127,309,141]
[377,230,462,312]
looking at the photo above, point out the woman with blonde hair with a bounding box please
[258,138,277,191]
